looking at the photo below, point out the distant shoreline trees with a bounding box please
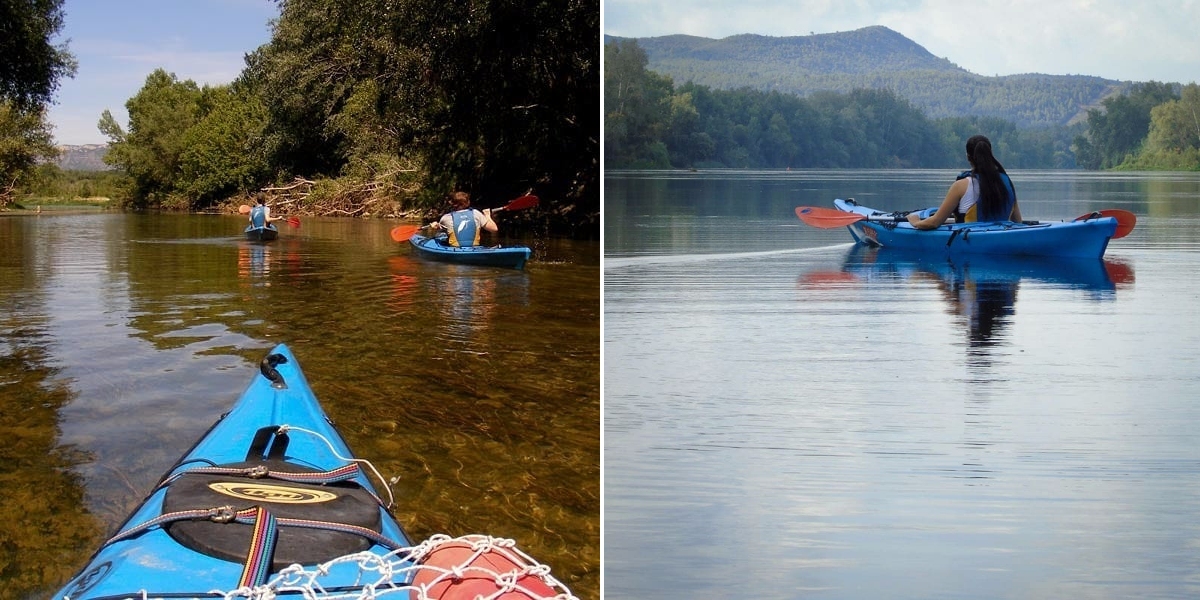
[0,0,76,207]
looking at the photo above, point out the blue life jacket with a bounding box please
[250,205,267,228]
[955,170,1016,221]
[448,209,480,247]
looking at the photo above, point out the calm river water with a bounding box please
[0,213,598,599]
[605,170,1200,599]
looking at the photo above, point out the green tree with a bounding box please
[0,100,58,204]
[1119,83,1200,170]
[99,69,203,208]
[177,85,271,205]
[0,0,77,109]
[240,0,597,232]
[0,0,75,203]
[393,0,598,214]
[604,39,673,168]
[1077,81,1178,169]
[1146,84,1200,152]
[240,0,379,178]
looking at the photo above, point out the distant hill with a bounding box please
[605,26,1130,128]
[55,144,110,171]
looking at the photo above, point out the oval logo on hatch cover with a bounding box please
[208,482,338,504]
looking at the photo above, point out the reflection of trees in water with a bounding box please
[2,220,102,595]
[0,325,103,596]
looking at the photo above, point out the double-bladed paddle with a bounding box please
[238,204,300,228]
[795,206,1137,239]
[389,194,540,242]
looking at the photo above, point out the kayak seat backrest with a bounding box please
[247,425,290,461]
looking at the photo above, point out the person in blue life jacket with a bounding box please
[428,190,497,247]
[248,195,283,228]
[907,135,1023,229]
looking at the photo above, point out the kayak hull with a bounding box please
[834,198,1117,258]
[409,233,531,269]
[245,224,279,241]
[52,344,412,599]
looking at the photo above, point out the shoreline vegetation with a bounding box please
[4,0,599,239]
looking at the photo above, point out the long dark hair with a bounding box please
[966,135,1011,220]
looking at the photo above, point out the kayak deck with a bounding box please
[54,344,412,598]
[834,198,1117,258]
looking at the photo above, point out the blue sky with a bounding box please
[48,0,278,145]
[604,0,1200,85]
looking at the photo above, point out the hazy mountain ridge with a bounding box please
[56,144,110,171]
[605,26,1129,127]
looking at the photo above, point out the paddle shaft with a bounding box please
[391,194,538,242]
[797,205,1134,239]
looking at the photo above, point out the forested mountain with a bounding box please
[606,34,1200,172]
[605,26,1128,128]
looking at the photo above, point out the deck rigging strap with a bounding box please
[239,506,278,588]
[164,462,364,486]
[105,504,406,551]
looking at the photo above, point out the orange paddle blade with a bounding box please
[390,225,420,242]
[238,204,251,215]
[795,206,869,229]
[1076,209,1136,239]
[286,217,301,228]
[498,194,539,212]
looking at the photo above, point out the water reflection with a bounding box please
[0,214,598,599]
[237,242,271,281]
[386,258,531,348]
[802,248,1136,369]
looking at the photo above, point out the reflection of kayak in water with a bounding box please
[801,247,1134,296]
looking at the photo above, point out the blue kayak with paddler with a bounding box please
[796,198,1136,259]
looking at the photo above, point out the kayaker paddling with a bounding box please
[908,135,1023,230]
[248,194,284,227]
[426,190,497,247]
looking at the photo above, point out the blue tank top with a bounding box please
[250,205,267,227]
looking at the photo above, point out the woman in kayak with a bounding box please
[430,190,498,247]
[907,135,1022,229]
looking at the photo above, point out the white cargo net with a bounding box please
[212,533,577,599]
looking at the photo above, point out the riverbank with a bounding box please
[1,197,114,215]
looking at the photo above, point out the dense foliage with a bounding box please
[1132,84,1200,169]
[97,0,599,236]
[0,100,58,192]
[0,0,76,109]
[604,40,1081,170]
[1071,81,1200,170]
[0,0,75,205]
